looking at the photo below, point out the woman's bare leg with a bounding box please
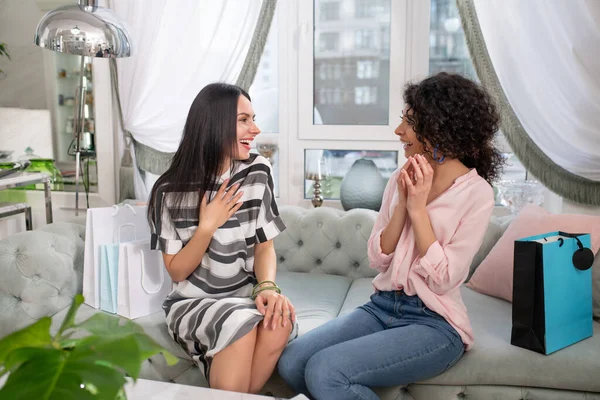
[248,321,292,394]
[209,327,258,393]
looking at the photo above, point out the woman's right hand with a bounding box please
[198,179,244,233]
[396,157,414,204]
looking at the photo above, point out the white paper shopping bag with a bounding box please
[117,239,172,319]
[83,204,150,308]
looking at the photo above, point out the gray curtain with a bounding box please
[457,0,600,206]
[112,0,277,199]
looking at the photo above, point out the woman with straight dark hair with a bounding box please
[148,83,297,394]
[278,73,503,399]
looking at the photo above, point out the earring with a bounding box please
[433,147,446,164]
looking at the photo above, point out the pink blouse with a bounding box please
[368,168,494,349]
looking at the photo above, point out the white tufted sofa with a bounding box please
[1,206,599,400]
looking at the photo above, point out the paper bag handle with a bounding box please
[111,204,137,216]
[140,250,165,294]
[557,232,594,271]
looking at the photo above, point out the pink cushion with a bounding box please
[467,204,600,302]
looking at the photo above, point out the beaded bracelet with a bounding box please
[251,286,281,300]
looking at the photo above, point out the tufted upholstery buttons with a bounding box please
[354,262,360,268]
[316,259,322,265]
[274,206,378,278]
[279,256,285,262]
[1,229,80,338]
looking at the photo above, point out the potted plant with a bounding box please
[0,295,177,399]
[0,43,10,75]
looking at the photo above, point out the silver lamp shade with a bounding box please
[34,1,132,58]
[33,0,132,216]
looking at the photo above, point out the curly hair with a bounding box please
[403,72,504,184]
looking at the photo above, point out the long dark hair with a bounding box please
[403,72,504,184]
[147,83,250,227]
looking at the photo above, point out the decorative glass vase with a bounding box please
[340,158,387,211]
[24,159,64,191]
[496,180,545,215]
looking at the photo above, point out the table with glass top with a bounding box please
[0,172,53,224]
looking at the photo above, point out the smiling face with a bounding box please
[394,106,427,158]
[235,95,261,160]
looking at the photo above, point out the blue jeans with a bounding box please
[278,290,465,400]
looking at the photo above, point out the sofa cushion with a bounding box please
[277,271,352,335]
[275,206,378,279]
[338,278,374,316]
[467,215,512,282]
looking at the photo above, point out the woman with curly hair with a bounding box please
[278,72,504,399]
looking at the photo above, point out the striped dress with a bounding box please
[150,155,298,381]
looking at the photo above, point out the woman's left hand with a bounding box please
[401,154,434,215]
[255,290,296,330]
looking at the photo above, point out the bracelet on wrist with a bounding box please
[251,281,281,300]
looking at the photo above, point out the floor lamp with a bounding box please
[34,0,132,216]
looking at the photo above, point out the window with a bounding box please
[319,1,340,21]
[304,149,398,200]
[355,29,376,50]
[356,60,380,79]
[308,0,395,131]
[354,86,378,105]
[355,0,385,19]
[318,32,340,52]
[429,0,474,77]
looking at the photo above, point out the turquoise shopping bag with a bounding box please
[98,221,137,314]
[511,231,594,354]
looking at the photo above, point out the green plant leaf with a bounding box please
[0,347,126,400]
[57,294,84,338]
[0,317,52,366]
[69,334,143,379]
[3,347,55,375]
[75,313,178,367]
[75,313,144,337]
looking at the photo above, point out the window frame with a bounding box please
[297,0,429,142]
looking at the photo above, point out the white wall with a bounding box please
[0,0,48,109]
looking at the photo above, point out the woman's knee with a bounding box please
[257,321,291,355]
[304,350,345,395]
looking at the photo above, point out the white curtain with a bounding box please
[474,0,600,181]
[109,0,263,199]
